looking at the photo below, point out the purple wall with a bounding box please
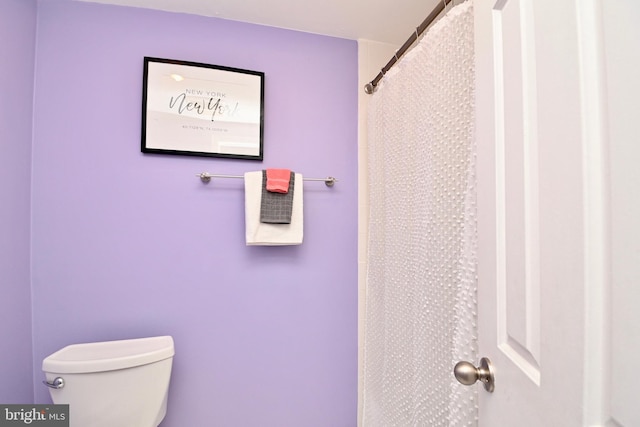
[0,0,36,403]
[30,1,358,425]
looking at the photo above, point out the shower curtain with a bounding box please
[362,2,477,426]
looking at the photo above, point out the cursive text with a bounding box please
[168,92,239,121]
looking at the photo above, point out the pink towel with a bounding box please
[266,169,291,193]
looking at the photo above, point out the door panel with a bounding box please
[475,0,640,425]
[475,0,586,425]
[492,0,541,384]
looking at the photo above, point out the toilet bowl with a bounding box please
[42,335,174,427]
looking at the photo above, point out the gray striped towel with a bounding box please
[260,170,295,223]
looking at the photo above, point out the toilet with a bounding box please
[42,335,174,427]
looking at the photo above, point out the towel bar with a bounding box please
[196,172,337,187]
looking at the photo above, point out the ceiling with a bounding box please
[77,0,443,45]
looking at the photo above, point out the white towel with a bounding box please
[244,171,303,245]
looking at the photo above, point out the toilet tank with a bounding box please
[42,336,174,427]
[43,335,174,373]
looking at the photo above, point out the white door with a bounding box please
[472,0,640,425]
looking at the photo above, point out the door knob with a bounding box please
[453,357,495,392]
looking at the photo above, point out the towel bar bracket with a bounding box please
[324,177,336,187]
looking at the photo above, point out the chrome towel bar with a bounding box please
[196,172,338,187]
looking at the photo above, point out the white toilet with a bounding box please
[42,335,174,427]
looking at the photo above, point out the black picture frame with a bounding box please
[141,57,264,160]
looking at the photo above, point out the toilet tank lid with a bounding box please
[42,336,174,374]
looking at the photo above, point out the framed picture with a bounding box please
[141,57,264,160]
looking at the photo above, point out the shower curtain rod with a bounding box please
[364,0,454,94]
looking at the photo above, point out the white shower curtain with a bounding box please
[362,2,477,426]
